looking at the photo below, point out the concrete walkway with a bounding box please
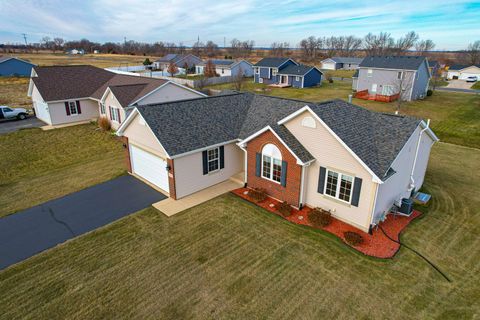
[153,179,243,216]
[0,175,166,270]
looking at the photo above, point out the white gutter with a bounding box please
[408,119,430,191]
[299,162,312,208]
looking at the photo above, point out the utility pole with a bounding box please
[22,33,28,46]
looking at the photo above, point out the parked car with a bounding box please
[0,106,29,120]
[466,76,478,83]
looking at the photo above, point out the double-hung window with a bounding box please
[367,69,373,77]
[255,67,259,74]
[324,169,354,203]
[100,102,106,114]
[207,147,219,172]
[295,76,300,81]
[272,68,277,77]
[397,71,403,80]
[261,144,282,183]
[68,101,78,115]
[110,107,120,122]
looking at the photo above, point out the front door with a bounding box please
[281,75,288,84]
[371,83,377,93]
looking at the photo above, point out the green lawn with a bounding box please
[1,142,478,319]
[0,124,126,217]
[471,81,480,90]
[210,81,480,149]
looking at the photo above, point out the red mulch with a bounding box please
[231,188,421,259]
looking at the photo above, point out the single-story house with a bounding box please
[321,57,364,70]
[117,92,437,233]
[153,54,202,72]
[28,65,205,128]
[253,57,322,88]
[195,59,254,77]
[0,56,36,77]
[446,64,480,80]
[353,56,431,101]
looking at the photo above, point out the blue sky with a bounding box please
[0,0,479,50]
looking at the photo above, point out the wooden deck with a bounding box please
[354,89,400,102]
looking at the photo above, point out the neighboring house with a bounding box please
[428,60,441,76]
[28,65,205,128]
[117,92,437,233]
[195,59,254,77]
[446,64,480,80]
[253,57,322,88]
[321,57,364,70]
[153,54,202,71]
[67,49,85,55]
[0,56,36,76]
[354,56,431,101]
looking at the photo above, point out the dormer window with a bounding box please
[301,116,316,128]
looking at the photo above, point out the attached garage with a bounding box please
[447,65,480,80]
[33,100,51,124]
[130,145,169,193]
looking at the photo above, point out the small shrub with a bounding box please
[426,89,433,96]
[343,231,364,246]
[277,202,292,217]
[328,78,334,83]
[98,116,111,131]
[248,188,267,202]
[308,208,332,227]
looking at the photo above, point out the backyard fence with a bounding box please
[144,75,239,88]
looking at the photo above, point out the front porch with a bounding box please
[232,187,421,259]
[354,89,400,102]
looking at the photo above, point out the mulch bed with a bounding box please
[231,188,421,259]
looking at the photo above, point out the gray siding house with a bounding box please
[354,56,431,101]
[321,57,364,70]
[153,54,202,72]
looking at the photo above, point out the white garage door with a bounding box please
[322,62,337,70]
[130,145,169,193]
[459,72,480,80]
[34,101,51,124]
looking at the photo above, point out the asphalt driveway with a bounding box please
[446,79,475,89]
[0,116,44,134]
[0,175,166,269]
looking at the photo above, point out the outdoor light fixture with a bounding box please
[166,165,171,171]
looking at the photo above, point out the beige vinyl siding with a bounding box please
[103,90,126,130]
[174,143,243,199]
[48,98,99,126]
[284,110,376,232]
[122,113,167,158]
[373,125,435,224]
[136,83,203,105]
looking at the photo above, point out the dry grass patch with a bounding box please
[0,143,479,319]
[0,124,125,216]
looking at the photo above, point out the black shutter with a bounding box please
[351,177,362,207]
[317,166,326,194]
[65,102,70,115]
[255,153,261,177]
[202,150,208,175]
[219,146,224,169]
[75,100,82,114]
[280,161,287,187]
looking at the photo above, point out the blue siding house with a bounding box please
[0,56,36,77]
[253,57,322,88]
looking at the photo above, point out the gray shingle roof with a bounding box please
[359,56,427,70]
[277,64,320,76]
[198,59,236,67]
[135,93,422,179]
[254,57,293,68]
[330,57,364,64]
[448,64,480,70]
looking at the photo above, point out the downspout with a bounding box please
[238,144,248,187]
[408,119,430,192]
[298,161,312,209]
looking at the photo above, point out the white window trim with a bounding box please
[295,76,300,81]
[207,147,220,174]
[261,155,282,184]
[110,106,120,123]
[100,102,106,115]
[68,101,78,116]
[323,169,354,204]
[255,67,259,74]
[259,77,264,84]
[367,69,373,77]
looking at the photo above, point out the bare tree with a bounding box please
[270,42,289,57]
[299,36,322,60]
[415,39,435,55]
[233,66,245,91]
[392,31,419,55]
[205,40,218,57]
[363,32,394,55]
[167,61,178,77]
[465,40,480,65]
[394,72,413,113]
[192,41,204,56]
[41,36,53,50]
[204,60,217,77]
[52,37,64,53]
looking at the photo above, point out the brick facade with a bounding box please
[246,130,302,207]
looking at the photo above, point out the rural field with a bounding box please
[0,142,479,319]
[0,57,479,318]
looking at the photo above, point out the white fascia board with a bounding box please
[237,125,307,165]
[129,81,207,107]
[170,139,240,159]
[278,106,383,183]
[116,107,171,158]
